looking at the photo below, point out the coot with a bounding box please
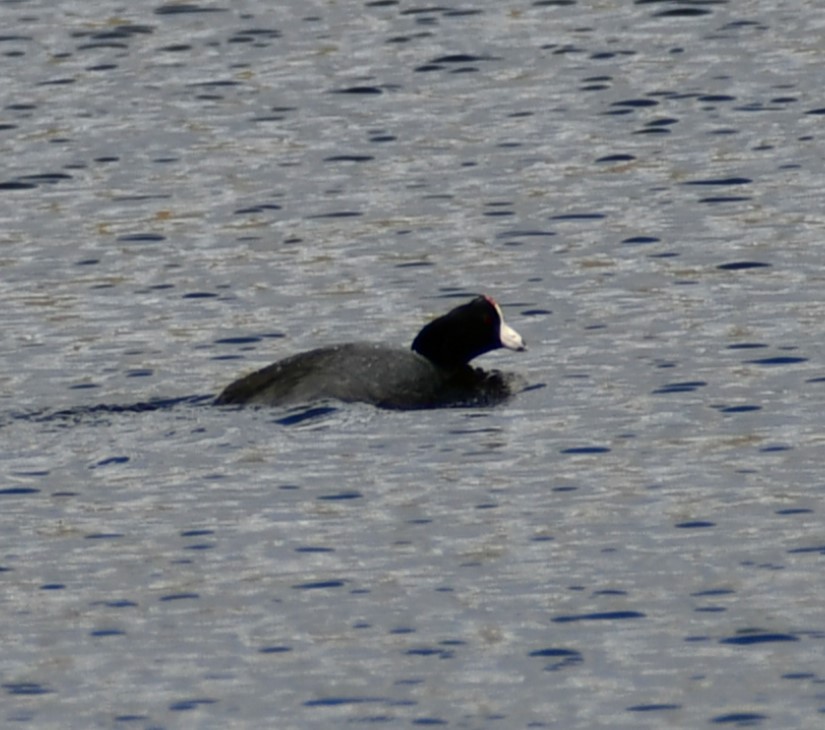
[215,295,526,410]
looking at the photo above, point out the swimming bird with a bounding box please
[215,295,526,410]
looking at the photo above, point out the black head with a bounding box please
[411,295,526,370]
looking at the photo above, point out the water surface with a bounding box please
[2,1,825,728]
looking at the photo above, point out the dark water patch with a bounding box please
[17,172,73,185]
[720,630,799,645]
[160,44,193,52]
[716,405,761,414]
[590,50,636,61]
[553,611,645,623]
[85,533,124,540]
[683,177,751,186]
[40,583,65,590]
[169,698,218,711]
[295,546,334,553]
[806,107,825,115]
[675,520,715,528]
[622,235,659,244]
[307,210,363,219]
[92,599,138,608]
[759,443,790,452]
[188,80,241,89]
[69,383,100,390]
[528,647,582,670]
[416,63,447,73]
[93,456,129,467]
[317,491,363,501]
[76,41,128,51]
[259,645,292,653]
[389,626,416,635]
[228,28,281,43]
[214,336,263,345]
[652,380,706,394]
[182,291,218,298]
[117,233,165,243]
[370,133,396,142]
[305,696,385,707]
[787,544,825,555]
[292,580,346,590]
[331,86,383,95]
[323,155,374,163]
[648,117,678,128]
[717,261,770,271]
[698,94,736,103]
[627,704,682,712]
[2,683,53,696]
[234,204,282,214]
[744,356,807,366]
[596,154,636,163]
[727,342,767,349]
[710,712,767,725]
[430,54,498,64]
[561,446,610,455]
[775,508,813,515]
[0,180,37,190]
[38,78,76,86]
[611,98,658,109]
[634,124,671,135]
[496,229,555,239]
[550,212,606,221]
[734,102,775,112]
[699,196,752,204]
[651,6,714,19]
[126,369,153,378]
[160,593,199,602]
[0,487,40,495]
[395,260,434,268]
[81,24,154,40]
[522,308,552,316]
[90,628,126,637]
[405,646,454,658]
[252,112,295,122]
[155,4,227,14]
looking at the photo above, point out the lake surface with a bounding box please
[2,0,825,728]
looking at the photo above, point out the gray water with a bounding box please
[2,1,825,728]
